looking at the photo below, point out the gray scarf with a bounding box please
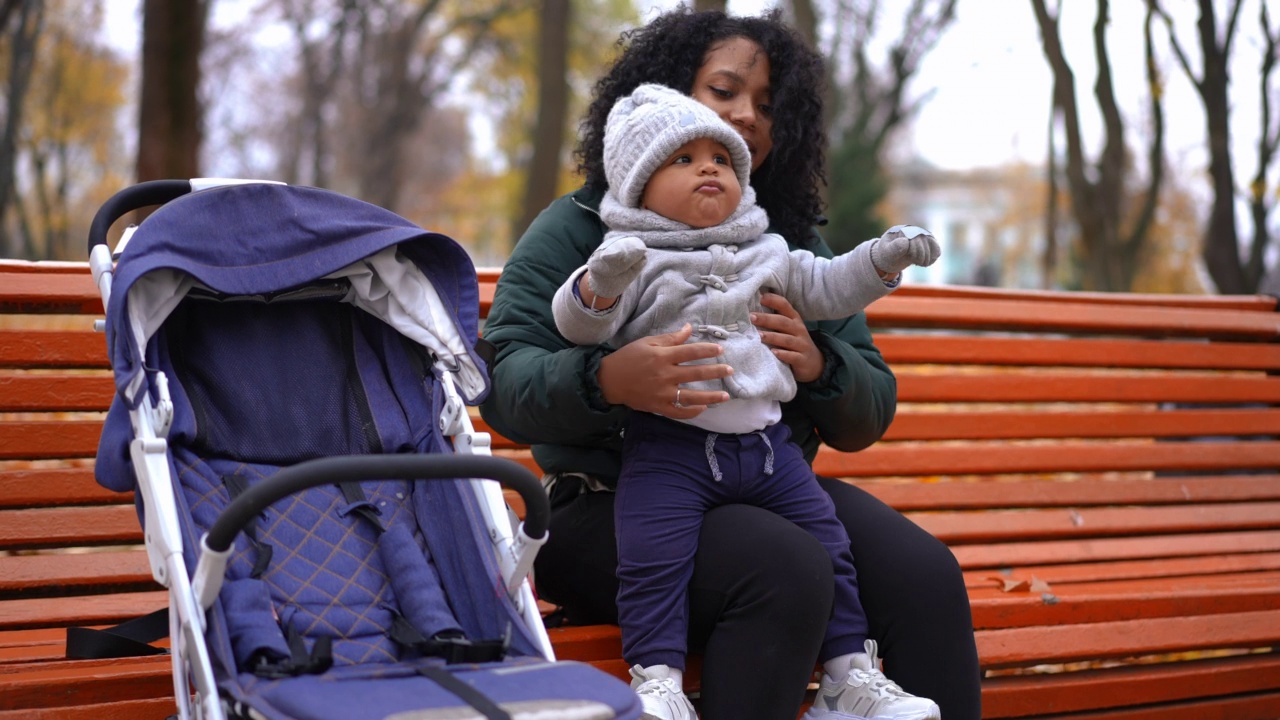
[598,186,770,249]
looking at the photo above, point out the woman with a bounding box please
[479,8,981,720]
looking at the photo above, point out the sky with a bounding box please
[104,1,1264,179]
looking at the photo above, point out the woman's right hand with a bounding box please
[597,324,732,419]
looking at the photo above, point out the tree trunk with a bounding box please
[1197,1,1246,293]
[788,0,818,48]
[823,0,957,254]
[694,0,727,12]
[1247,5,1279,291]
[1031,0,1162,291]
[513,0,570,242]
[0,0,43,257]
[136,0,208,182]
[1043,98,1059,289]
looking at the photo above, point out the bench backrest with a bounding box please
[4,260,1280,716]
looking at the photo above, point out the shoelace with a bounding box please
[850,668,912,699]
[634,676,682,698]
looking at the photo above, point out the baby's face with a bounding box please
[641,137,743,229]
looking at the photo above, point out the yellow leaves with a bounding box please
[425,161,523,266]
[10,0,130,260]
[30,35,127,152]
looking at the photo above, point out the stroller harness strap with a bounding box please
[338,481,387,534]
[387,612,509,665]
[251,610,334,679]
[418,666,513,720]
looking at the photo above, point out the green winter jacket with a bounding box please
[478,185,898,487]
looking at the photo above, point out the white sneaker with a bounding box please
[803,641,940,720]
[629,664,698,720]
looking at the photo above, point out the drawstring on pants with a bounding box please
[703,431,774,483]
[705,433,723,482]
[754,430,775,475]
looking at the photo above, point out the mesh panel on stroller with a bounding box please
[89,180,641,720]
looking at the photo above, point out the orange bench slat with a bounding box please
[0,374,113,413]
[865,295,1280,339]
[980,654,1280,719]
[0,590,167,631]
[913,502,1280,544]
[857,474,1280,510]
[967,571,1280,629]
[0,330,107,369]
[0,655,172,711]
[0,420,105,461]
[889,283,1280,311]
[874,334,1280,370]
[813,440,1280,477]
[0,272,102,316]
[895,370,1280,404]
[962,551,1280,588]
[974,608,1280,668]
[950,530,1280,569]
[883,407,1280,441]
[0,549,153,594]
[0,506,142,549]
[0,467,125,507]
[0,697,177,720]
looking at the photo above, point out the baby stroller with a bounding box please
[87,179,642,720]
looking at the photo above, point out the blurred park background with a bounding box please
[1,0,1278,295]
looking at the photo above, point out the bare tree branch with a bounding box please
[1150,2,1198,90]
[1031,0,1161,290]
[1247,0,1279,289]
[1127,2,1165,255]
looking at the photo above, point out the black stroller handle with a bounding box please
[204,454,548,553]
[87,179,193,255]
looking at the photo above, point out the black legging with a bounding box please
[533,475,983,720]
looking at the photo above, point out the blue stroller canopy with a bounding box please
[102,183,489,413]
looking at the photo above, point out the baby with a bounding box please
[553,83,940,720]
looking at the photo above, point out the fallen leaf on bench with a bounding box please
[991,577,1031,592]
[987,575,1052,593]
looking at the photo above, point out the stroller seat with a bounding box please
[87,180,642,720]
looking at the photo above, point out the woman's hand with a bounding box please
[597,324,732,419]
[751,293,824,383]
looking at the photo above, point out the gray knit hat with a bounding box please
[604,83,753,209]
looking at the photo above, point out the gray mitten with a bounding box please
[869,225,941,274]
[586,235,647,298]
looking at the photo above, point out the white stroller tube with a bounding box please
[192,535,233,612]
[507,522,548,598]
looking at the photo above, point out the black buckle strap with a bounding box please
[418,665,512,720]
[251,622,333,678]
[338,481,386,533]
[65,606,169,659]
[389,613,509,664]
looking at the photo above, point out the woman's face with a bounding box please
[690,37,774,173]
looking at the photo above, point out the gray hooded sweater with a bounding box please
[552,189,894,434]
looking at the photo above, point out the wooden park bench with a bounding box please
[2,258,1278,719]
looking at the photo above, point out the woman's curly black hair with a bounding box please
[576,7,828,246]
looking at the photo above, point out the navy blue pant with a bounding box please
[615,412,866,671]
